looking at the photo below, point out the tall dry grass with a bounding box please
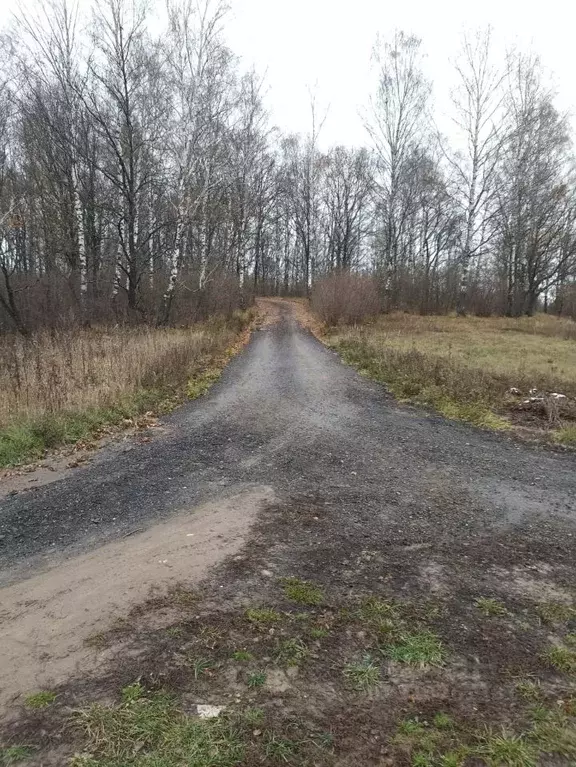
[0,311,251,465]
[0,326,231,426]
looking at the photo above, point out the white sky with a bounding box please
[225,0,576,148]
[0,0,573,148]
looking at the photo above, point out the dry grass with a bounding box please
[326,312,576,440]
[1,328,218,424]
[358,313,576,384]
[0,311,252,467]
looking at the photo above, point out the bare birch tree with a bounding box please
[367,31,431,302]
[449,27,504,314]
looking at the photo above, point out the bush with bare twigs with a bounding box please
[311,273,381,325]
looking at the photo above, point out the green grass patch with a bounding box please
[0,745,35,765]
[120,682,145,703]
[396,718,429,737]
[67,672,337,767]
[189,657,216,679]
[392,704,576,766]
[536,602,576,624]
[434,399,511,430]
[276,638,309,666]
[330,338,512,432]
[342,655,381,691]
[384,630,446,667]
[515,679,542,701]
[554,426,576,445]
[280,577,324,606]
[528,707,576,758]
[71,689,245,766]
[474,597,509,617]
[0,312,254,468]
[438,752,467,766]
[0,391,169,468]
[433,713,455,730]
[186,368,222,399]
[24,690,57,709]
[231,650,254,662]
[242,707,264,725]
[475,728,537,767]
[393,716,467,766]
[356,596,401,634]
[325,312,576,438]
[542,644,576,673]
[357,596,399,619]
[245,607,282,626]
[247,671,267,689]
[264,734,298,761]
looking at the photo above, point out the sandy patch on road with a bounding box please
[254,297,287,327]
[255,297,324,337]
[0,485,272,717]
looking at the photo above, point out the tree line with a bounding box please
[1,0,575,334]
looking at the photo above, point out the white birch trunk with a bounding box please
[163,219,181,303]
[198,197,208,290]
[112,220,124,298]
[72,165,87,302]
[148,189,155,290]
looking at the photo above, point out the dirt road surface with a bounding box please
[2,300,576,761]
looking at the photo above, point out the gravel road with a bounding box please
[1,299,575,587]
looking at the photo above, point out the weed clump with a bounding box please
[542,645,576,673]
[384,630,446,667]
[280,577,324,606]
[24,691,57,710]
[343,655,381,691]
[474,597,509,617]
[246,607,282,626]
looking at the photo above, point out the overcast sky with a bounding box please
[1,0,573,148]
[225,0,575,148]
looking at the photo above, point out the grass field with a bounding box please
[0,311,253,468]
[325,313,576,442]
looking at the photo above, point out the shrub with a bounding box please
[311,272,380,325]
